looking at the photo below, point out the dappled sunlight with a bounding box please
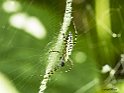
[2,0,47,39]
[101,64,112,73]
[0,72,20,93]
[9,13,47,39]
[23,17,47,39]
[73,51,87,64]
[9,13,28,29]
[2,0,21,13]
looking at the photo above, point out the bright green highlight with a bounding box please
[95,0,111,39]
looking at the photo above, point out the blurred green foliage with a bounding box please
[0,0,124,93]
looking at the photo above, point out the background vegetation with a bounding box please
[0,0,124,93]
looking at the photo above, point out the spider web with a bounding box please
[0,0,60,93]
[0,0,124,93]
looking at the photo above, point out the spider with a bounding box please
[50,22,78,72]
[40,23,78,93]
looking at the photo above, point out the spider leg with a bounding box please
[49,50,60,53]
[73,22,78,45]
[65,57,74,72]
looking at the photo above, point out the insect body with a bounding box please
[49,23,78,72]
[39,23,77,93]
[59,56,65,67]
[59,24,78,71]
